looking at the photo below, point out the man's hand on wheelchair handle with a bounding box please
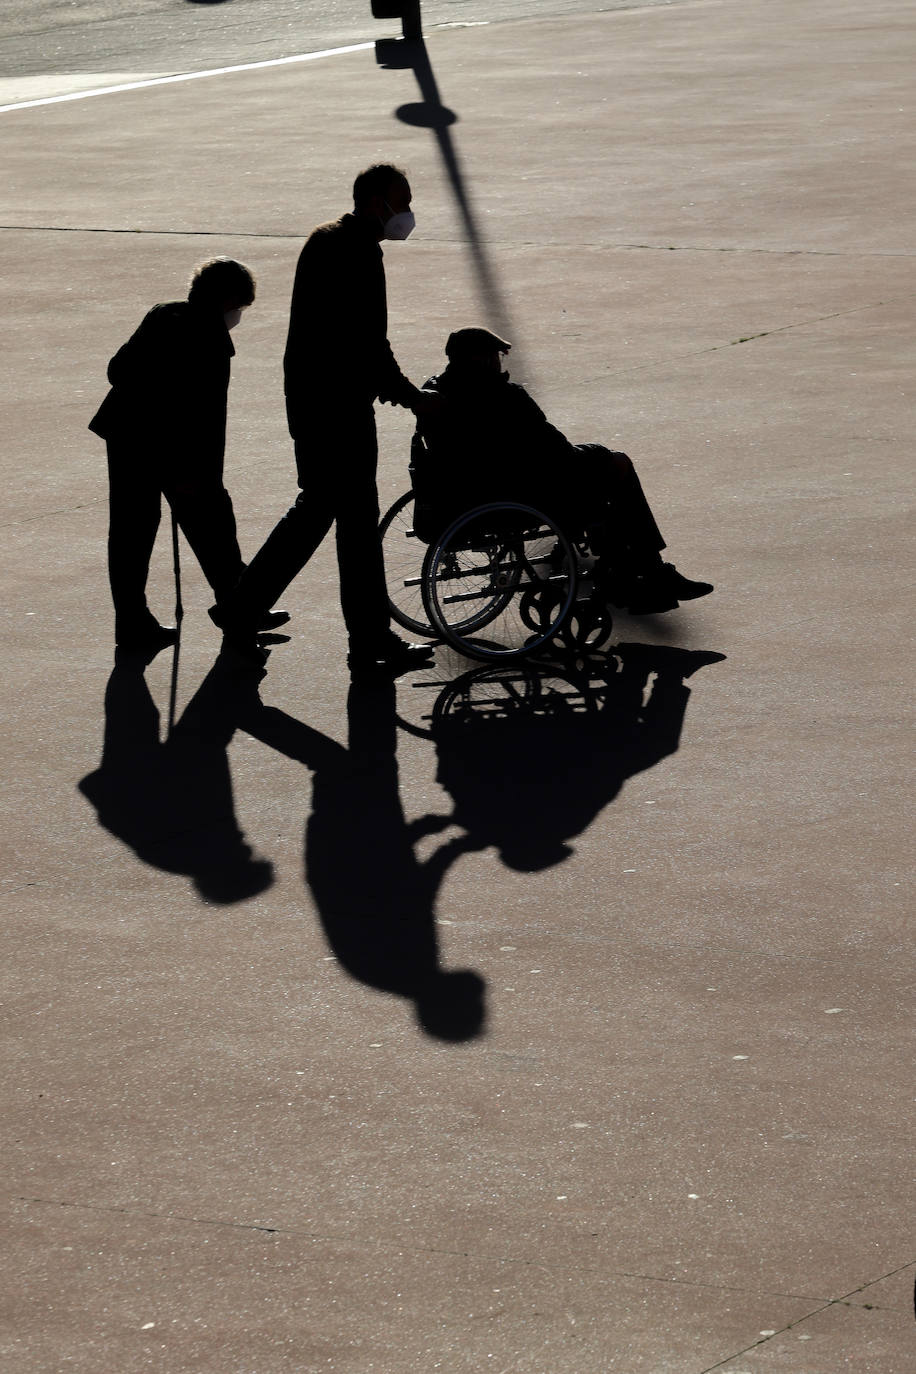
[409,389,444,419]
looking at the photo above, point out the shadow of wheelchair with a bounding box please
[409,643,726,873]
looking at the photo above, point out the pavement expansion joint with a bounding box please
[6,224,916,265]
[595,295,913,385]
[700,1259,916,1373]
[22,1193,907,1313]
[616,242,916,259]
[0,223,306,240]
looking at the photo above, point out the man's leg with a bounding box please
[333,410,392,652]
[167,483,245,604]
[223,446,337,624]
[106,440,170,645]
[333,412,433,673]
[215,415,431,670]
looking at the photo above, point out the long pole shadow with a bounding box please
[376,36,515,344]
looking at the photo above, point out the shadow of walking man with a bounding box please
[79,653,274,904]
[240,679,487,1042]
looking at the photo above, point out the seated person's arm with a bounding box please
[509,387,577,463]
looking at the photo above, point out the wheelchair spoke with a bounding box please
[422,503,580,661]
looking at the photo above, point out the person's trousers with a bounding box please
[574,445,666,565]
[106,440,244,629]
[230,410,391,650]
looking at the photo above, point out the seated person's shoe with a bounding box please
[625,585,680,616]
[347,632,435,678]
[608,567,678,615]
[659,563,714,602]
[114,614,178,654]
[617,562,713,615]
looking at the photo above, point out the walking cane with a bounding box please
[171,507,184,626]
[167,509,184,738]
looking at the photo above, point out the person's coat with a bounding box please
[283,213,417,434]
[89,301,235,481]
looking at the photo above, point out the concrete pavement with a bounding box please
[1,0,913,1369]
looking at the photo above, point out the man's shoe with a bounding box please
[209,604,290,633]
[114,617,178,655]
[347,633,435,678]
[218,631,269,668]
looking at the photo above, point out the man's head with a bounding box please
[187,257,256,328]
[444,326,512,374]
[353,163,414,240]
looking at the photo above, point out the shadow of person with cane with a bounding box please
[79,654,273,904]
[239,679,487,1041]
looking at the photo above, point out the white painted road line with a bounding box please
[0,42,376,115]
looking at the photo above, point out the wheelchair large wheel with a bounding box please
[378,491,435,638]
[421,503,578,661]
[430,660,602,727]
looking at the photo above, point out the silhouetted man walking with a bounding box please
[214,164,435,675]
[90,258,268,653]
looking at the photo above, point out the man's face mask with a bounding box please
[382,202,416,241]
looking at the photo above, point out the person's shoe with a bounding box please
[593,561,675,613]
[218,631,269,668]
[257,609,291,631]
[210,603,287,667]
[347,632,435,678]
[209,603,290,633]
[659,563,714,602]
[114,616,178,655]
[621,574,680,616]
[620,562,713,615]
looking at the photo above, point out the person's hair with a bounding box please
[352,163,409,210]
[187,257,256,309]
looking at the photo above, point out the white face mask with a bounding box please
[223,306,243,330]
[382,208,416,241]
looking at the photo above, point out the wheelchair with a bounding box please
[379,438,615,663]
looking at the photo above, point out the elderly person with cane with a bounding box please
[89,257,287,653]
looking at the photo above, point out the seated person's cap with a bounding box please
[445,326,512,359]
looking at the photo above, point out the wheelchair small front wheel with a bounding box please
[421,502,578,661]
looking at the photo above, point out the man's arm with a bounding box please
[378,360,442,415]
[375,346,426,410]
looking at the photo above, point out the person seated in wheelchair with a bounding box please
[412,326,713,615]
